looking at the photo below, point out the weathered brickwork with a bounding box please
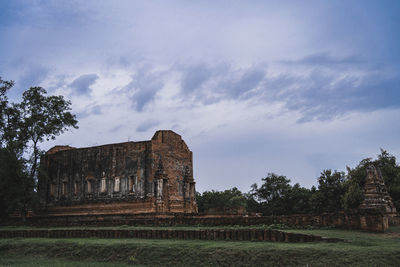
[359,165,397,214]
[358,165,397,232]
[38,130,197,216]
[11,146,394,233]
[0,211,378,230]
[0,229,329,243]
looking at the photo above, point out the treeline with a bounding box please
[196,150,400,215]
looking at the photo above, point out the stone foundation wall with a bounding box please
[2,211,391,232]
[359,213,389,232]
[3,209,393,232]
[0,229,325,242]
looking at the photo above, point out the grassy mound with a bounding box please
[0,227,399,266]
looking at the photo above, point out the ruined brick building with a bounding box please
[358,165,397,232]
[360,165,397,214]
[38,130,198,216]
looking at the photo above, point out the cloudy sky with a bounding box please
[1,0,400,192]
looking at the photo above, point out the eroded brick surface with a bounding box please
[0,229,327,242]
[358,165,397,232]
[359,165,397,214]
[38,130,198,216]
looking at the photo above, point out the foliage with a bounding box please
[312,169,346,213]
[196,187,247,213]
[18,86,78,183]
[247,150,400,215]
[252,173,291,203]
[0,77,78,218]
[248,173,291,215]
[0,78,14,132]
[343,149,400,210]
[376,150,400,209]
[0,77,21,152]
[286,183,313,214]
[0,149,32,218]
[342,181,364,210]
[248,173,313,215]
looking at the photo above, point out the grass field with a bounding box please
[0,256,135,267]
[0,226,399,266]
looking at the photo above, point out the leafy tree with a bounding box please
[196,187,247,213]
[0,149,32,218]
[245,183,261,213]
[18,86,78,183]
[342,180,364,210]
[248,173,313,215]
[246,150,400,216]
[0,77,30,218]
[344,150,400,210]
[0,78,78,218]
[195,191,204,212]
[0,78,13,129]
[285,183,313,214]
[342,159,369,210]
[313,169,345,213]
[375,150,400,209]
[249,173,290,215]
[0,77,18,150]
[254,173,291,202]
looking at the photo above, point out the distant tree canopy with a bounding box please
[0,77,78,218]
[247,173,313,215]
[198,150,400,216]
[244,149,400,216]
[343,150,400,210]
[312,170,346,213]
[196,187,247,213]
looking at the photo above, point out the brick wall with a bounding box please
[0,228,325,242]
[38,130,197,215]
[2,211,391,232]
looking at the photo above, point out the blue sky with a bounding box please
[1,0,400,191]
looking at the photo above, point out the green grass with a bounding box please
[0,255,138,267]
[0,227,399,266]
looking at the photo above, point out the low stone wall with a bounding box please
[2,211,392,232]
[0,212,361,228]
[0,229,324,242]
